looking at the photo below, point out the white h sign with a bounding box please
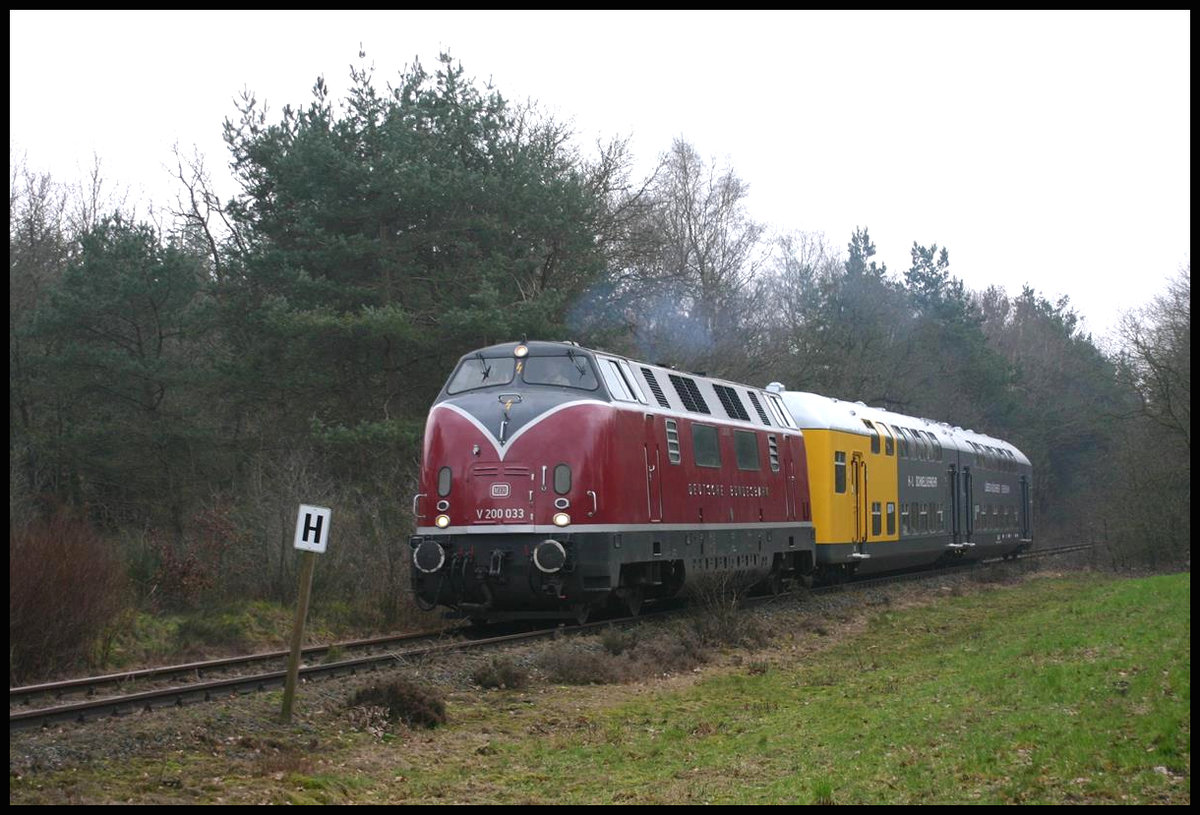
[294,504,331,553]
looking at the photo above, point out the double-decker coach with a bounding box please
[771,387,1032,578]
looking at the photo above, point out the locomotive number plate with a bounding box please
[475,507,527,521]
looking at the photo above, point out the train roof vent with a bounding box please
[713,384,751,421]
[668,373,711,414]
[746,390,772,425]
[640,367,671,409]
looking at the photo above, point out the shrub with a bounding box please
[599,625,638,656]
[348,678,447,729]
[471,656,530,689]
[9,509,129,683]
[537,641,634,685]
[684,572,772,648]
[627,626,708,676]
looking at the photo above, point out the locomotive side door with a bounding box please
[785,445,799,521]
[644,413,663,522]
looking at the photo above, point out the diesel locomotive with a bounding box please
[408,340,1032,622]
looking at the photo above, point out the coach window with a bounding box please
[878,422,895,456]
[887,502,896,535]
[665,420,681,464]
[834,451,847,493]
[863,419,880,454]
[734,430,760,471]
[928,431,942,461]
[692,424,721,468]
[913,429,928,460]
[872,502,882,536]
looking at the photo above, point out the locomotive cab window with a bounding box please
[597,356,646,402]
[765,393,797,429]
[692,424,721,468]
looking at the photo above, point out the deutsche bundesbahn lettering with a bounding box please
[687,483,770,497]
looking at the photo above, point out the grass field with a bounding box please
[9,571,1190,804]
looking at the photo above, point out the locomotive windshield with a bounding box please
[446,351,599,394]
[522,353,599,389]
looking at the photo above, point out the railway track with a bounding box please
[10,543,1090,731]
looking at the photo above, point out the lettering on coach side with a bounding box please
[907,475,939,488]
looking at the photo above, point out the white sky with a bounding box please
[10,10,1191,340]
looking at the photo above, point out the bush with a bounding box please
[538,627,709,685]
[537,641,634,685]
[599,625,638,656]
[9,509,129,683]
[628,626,708,675]
[348,678,447,729]
[471,656,530,689]
[683,572,772,648]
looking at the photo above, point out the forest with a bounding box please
[9,54,1190,683]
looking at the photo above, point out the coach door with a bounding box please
[963,465,974,542]
[851,452,868,544]
[948,464,960,545]
[1019,475,1031,540]
[644,414,663,522]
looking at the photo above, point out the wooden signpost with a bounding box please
[281,504,330,722]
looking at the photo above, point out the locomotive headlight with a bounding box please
[514,344,529,358]
[435,514,451,529]
[553,512,571,527]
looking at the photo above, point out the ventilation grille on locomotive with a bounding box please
[746,390,772,425]
[640,367,671,409]
[713,384,751,421]
[668,374,711,414]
